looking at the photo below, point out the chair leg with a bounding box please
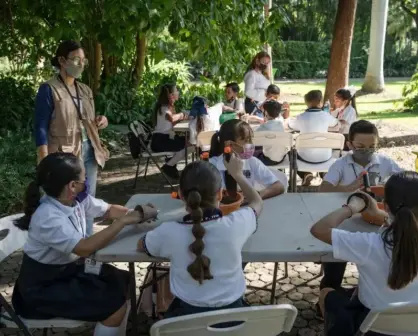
[150,156,174,188]
[132,157,141,189]
[270,262,279,304]
[144,158,150,180]
[0,294,32,336]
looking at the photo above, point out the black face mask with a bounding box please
[259,64,267,71]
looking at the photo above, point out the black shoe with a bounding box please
[161,164,179,179]
[315,302,324,321]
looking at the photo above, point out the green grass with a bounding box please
[276,78,418,128]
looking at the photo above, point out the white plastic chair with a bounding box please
[150,304,298,336]
[293,132,345,188]
[354,302,418,336]
[197,130,216,154]
[0,214,86,336]
[129,120,175,188]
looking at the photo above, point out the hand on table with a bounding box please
[123,203,158,225]
[95,115,108,129]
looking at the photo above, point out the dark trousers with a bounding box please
[320,262,347,290]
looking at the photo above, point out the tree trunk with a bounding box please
[92,41,102,95]
[362,0,388,93]
[131,32,147,88]
[324,0,358,103]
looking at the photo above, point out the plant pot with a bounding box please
[361,202,387,226]
[220,192,244,216]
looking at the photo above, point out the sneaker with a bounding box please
[302,173,314,187]
[161,164,179,179]
[315,302,324,321]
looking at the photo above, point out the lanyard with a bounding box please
[68,206,85,238]
[58,74,83,120]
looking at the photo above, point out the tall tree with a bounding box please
[362,0,389,93]
[324,0,358,102]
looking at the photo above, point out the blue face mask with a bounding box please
[75,179,89,202]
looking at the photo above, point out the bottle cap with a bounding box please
[224,146,232,154]
[171,191,178,199]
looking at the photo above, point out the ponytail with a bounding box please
[14,181,42,231]
[383,206,418,290]
[209,132,222,158]
[350,95,358,116]
[186,190,213,284]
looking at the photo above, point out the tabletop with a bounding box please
[173,121,190,132]
[95,193,378,263]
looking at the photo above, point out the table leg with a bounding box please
[270,262,279,304]
[128,262,138,334]
[184,131,188,166]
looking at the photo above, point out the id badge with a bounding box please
[84,258,102,275]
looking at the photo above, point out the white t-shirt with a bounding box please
[189,115,214,145]
[224,98,244,112]
[154,105,174,134]
[332,229,418,309]
[244,70,271,103]
[323,153,403,187]
[288,108,339,163]
[208,155,287,191]
[144,207,257,307]
[332,105,357,134]
[256,118,286,162]
[24,195,109,265]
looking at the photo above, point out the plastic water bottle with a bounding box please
[323,100,330,113]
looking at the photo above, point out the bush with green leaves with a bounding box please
[0,76,36,133]
[403,71,418,113]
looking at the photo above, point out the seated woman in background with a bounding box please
[311,171,418,336]
[151,84,188,179]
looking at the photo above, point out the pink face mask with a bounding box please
[238,144,255,160]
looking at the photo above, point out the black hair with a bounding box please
[266,84,280,96]
[304,90,323,105]
[179,161,222,284]
[348,120,379,142]
[209,119,253,158]
[51,40,83,69]
[335,88,358,116]
[15,153,82,231]
[263,100,282,119]
[382,171,418,290]
[225,82,240,94]
[152,83,177,126]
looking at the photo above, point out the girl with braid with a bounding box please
[137,156,263,317]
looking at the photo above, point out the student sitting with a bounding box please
[255,100,287,166]
[223,82,244,113]
[311,171,418,336]
[331,88,358,145]
[151,84,188,179]
[288,90,339,186]
[137,158,263,317]
[317,120,402,319]
[12,152,157,336]
[188,96,213,146]
[209,119,287,199]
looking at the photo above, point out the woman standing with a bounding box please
[34,40,109,236]
[243,51,271,114]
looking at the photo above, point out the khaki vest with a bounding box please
[46,77,109,168]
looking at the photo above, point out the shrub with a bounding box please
[403,71,418,113]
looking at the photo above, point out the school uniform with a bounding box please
[151,105,185,152]
[224,98,244,112]
[255,118,287,164]
[324,229,418,336]
[12,195,129,321]
[143,207,257,317]
[209,155,288,191]
[320,153,403,292]
[244,70,270,114]
[332,105,357,135]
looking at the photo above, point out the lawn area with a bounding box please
[276,78,418,129]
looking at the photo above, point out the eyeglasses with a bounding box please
[67,57,89,67]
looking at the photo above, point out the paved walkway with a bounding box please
[1,156,359,336]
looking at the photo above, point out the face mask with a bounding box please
[259,64,267,71]
[352,148,376,163]
[75,180,89,203]
[65,63,84,79]
[238,144,255,160]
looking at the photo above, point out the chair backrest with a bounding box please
[0,214,27,263]
[129,120,151,138]
[150,304,297,336]
[128,120,152,158]
[252,131,293,150]
[295,132,345,151]
[197,130,216,152]
[359,302,418,336]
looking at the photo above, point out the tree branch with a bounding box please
[400,0,415,18]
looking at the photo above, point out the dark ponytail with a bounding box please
[186,190,213,284]
[14,152,82,231]
[382,171,418,290]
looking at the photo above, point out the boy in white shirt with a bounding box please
[288,90,339,186]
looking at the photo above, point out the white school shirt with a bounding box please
[244,70,271,103]
[188,115,214,145]
[144,207,257,307]
[24,195,109,265]
[256,118,286,162]
[224,98,244,112]
[323,153,403,187]
[208,155,288,191]
[153,105,173,134]
[332,105,357,134]
[288,108,339,163]
[332,229,418,309]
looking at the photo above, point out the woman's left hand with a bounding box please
[95,115,108,129]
